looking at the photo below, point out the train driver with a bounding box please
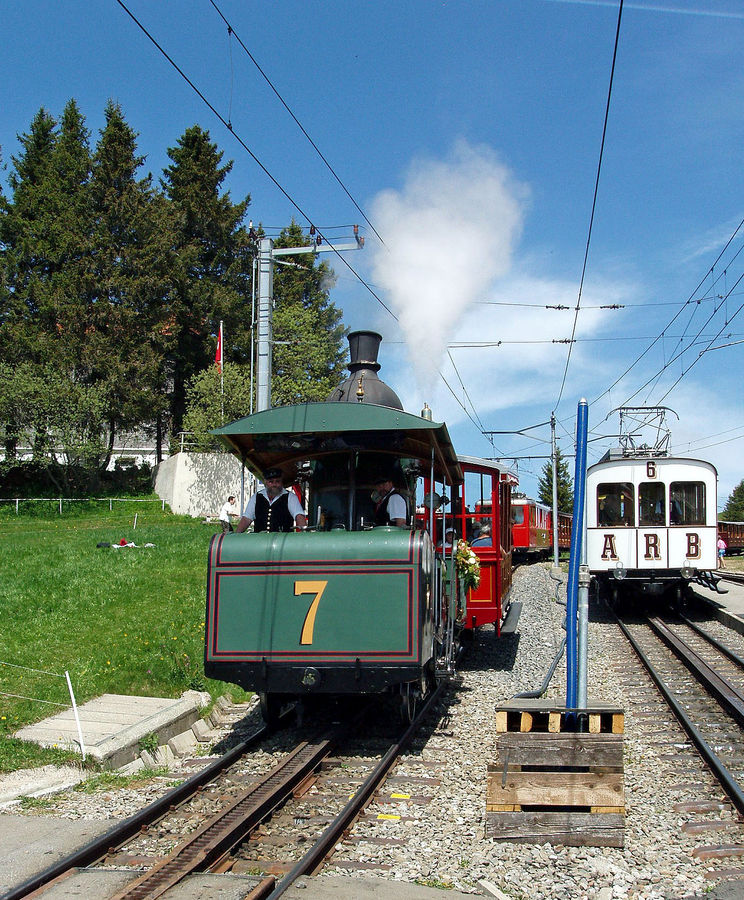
[372,472,408,527]
[236,468,308,533]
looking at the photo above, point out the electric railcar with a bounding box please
[586,452,719,601]
[511,497,572,560]
[511,497,550,559]
[204,331,517,723]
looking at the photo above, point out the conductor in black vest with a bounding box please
[372,472,408,527]
[236,468,307,533]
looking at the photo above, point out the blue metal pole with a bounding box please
[566,398,588,710]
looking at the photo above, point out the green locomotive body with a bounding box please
[206,527,445,694]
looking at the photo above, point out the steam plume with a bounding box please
[370,141,527,383]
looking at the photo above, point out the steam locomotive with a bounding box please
[204,331,517,722]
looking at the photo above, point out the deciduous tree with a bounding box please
[271,222,347,406]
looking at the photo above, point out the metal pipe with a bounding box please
[513,637,566,700]
[566,398,588,710]
[551,413,559,567]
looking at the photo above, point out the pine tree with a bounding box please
[721,479,744,522]
[0,107,60,367]
[79,100,171,466]
[537,445,574,513]
[160,125,253,441]
[271,222,347,406]
[0,103,95,465]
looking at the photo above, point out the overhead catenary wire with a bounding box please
[619,272,744,408]
[114,0,397,321]
[554,0,624,410]
[591,218,744,411]
[207,0,386,248]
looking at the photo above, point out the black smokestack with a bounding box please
[327,330,403,409]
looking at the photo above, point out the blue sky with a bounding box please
[2,1,742,507]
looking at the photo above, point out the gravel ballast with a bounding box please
[5,564,744,899]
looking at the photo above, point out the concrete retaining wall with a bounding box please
[153,452,245,518]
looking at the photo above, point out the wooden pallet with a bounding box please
[494,698,624,735]
[487,701,625,847]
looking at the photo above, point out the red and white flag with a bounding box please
[215,321,223,374]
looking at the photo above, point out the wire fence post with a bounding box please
[64,670,86,761]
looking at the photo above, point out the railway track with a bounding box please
[5,685,445,900]
[718,570,744,587]
[617,610,744,817]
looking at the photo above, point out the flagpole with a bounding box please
[219,321,224,424]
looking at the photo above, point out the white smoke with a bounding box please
[370,141,528,385]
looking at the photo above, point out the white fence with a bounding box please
[0,497,167,515]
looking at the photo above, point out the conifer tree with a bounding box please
[0,107,59,367]
[160,125,253,440]
[721,479,744,522]
[537,445,574,513]
[81,100,172,465]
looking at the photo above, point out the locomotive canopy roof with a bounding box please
[212,401,463,484]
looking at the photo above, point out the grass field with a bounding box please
[0,501,246,773]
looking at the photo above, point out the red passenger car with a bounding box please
[511,496,551,559]
[416,456,518,633]
[718,521,744,555]
[557,511,573,552]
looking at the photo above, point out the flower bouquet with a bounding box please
[454,539,481,591]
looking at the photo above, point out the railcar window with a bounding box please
[597,483,634,527]
[669,481,706,526]
[638,482,665,526]
[511,506,525,525]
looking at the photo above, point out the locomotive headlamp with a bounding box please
[423,492,449,510]
[681,562,693,580]
[301,667,321,689]
[613,561,627,581]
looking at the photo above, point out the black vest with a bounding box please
[374,490,405,526]
[254,492,295,532]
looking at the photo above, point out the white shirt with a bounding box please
[219,501,238,523]
[383,490,407,522]
[243,487,305,522]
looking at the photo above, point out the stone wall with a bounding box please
[153,452,247,518]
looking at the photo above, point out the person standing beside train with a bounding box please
[236,468,307,533]
[372,472,408,527]
[218,495,239,533]
[718,536,727,569]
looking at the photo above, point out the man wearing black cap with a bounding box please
[236,469,307,533]
[373,473,408,527]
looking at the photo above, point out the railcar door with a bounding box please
[637,474,668,569]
